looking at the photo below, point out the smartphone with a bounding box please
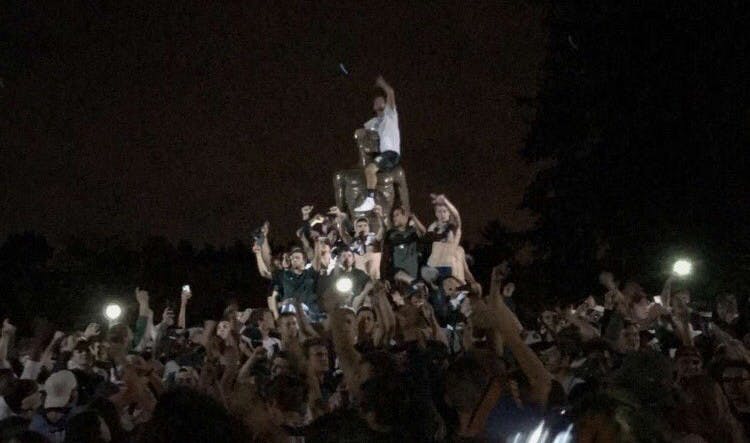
[653,296,663,305]
[182,284,191,292]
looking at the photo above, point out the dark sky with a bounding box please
[2,1,547,246]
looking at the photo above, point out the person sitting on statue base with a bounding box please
[354,75,401,213]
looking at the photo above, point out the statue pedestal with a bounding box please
[333,165,410,222]
[333,127,411,222]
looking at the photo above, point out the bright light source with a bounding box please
[335,277,353,293]
[672,259,693,277]
[104,303,122,321]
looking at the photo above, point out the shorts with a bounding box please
[373,151,400,172]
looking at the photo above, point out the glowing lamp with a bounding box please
[672,259,693,277]
[104,303,122,321]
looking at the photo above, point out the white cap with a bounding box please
[43,370,77,409]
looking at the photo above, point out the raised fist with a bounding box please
[2,319,16,336]
[430,193,447,206]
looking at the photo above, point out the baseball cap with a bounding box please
[43,370,77,409]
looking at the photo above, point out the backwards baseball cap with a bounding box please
[43,370,77,409]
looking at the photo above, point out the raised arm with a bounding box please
[294,301,319,340]
[409,212,427,236]
[671,295,694,347]
[562,308,601,342]
[268,289,280,320]
[473,291,552,407]
[152,307,175,358]
[133,288,152,350]
[599,272,628,315]
[253,245,273,280]
[0,319,16,368]
[351,280,374,311]
[312,237,327,272]
[298,206,316,260]
[659,275,674,309]
[371,281,398,346]
[375,75,395,109]
[373,205,385,241]
[329,303,364,401]
[258,222,273,270]
[487,265,522,332]
[178,287,191,329]
[432,194,462,244]
[329,206,353,244]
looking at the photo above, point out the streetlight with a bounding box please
[672,259,693,277]
[104,303,122,325]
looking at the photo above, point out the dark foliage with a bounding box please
[0,232,267,333]
[516,0,750,304]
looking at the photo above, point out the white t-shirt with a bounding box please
[363,105,400,155]
[262,336,281,356]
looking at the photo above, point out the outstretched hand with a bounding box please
[83,323,101,339]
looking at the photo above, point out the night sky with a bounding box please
[2,2,546,246]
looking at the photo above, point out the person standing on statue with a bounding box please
[354,75,401,212]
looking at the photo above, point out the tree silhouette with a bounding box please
[519,0,750,304]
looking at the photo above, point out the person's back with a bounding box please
[137,387,245,443]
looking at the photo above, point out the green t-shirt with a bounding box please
[385,226,419,278]
[273,267,319,311]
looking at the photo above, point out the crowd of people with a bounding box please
[1,78,749,442]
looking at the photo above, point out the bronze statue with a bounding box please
[333,128,410,221]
